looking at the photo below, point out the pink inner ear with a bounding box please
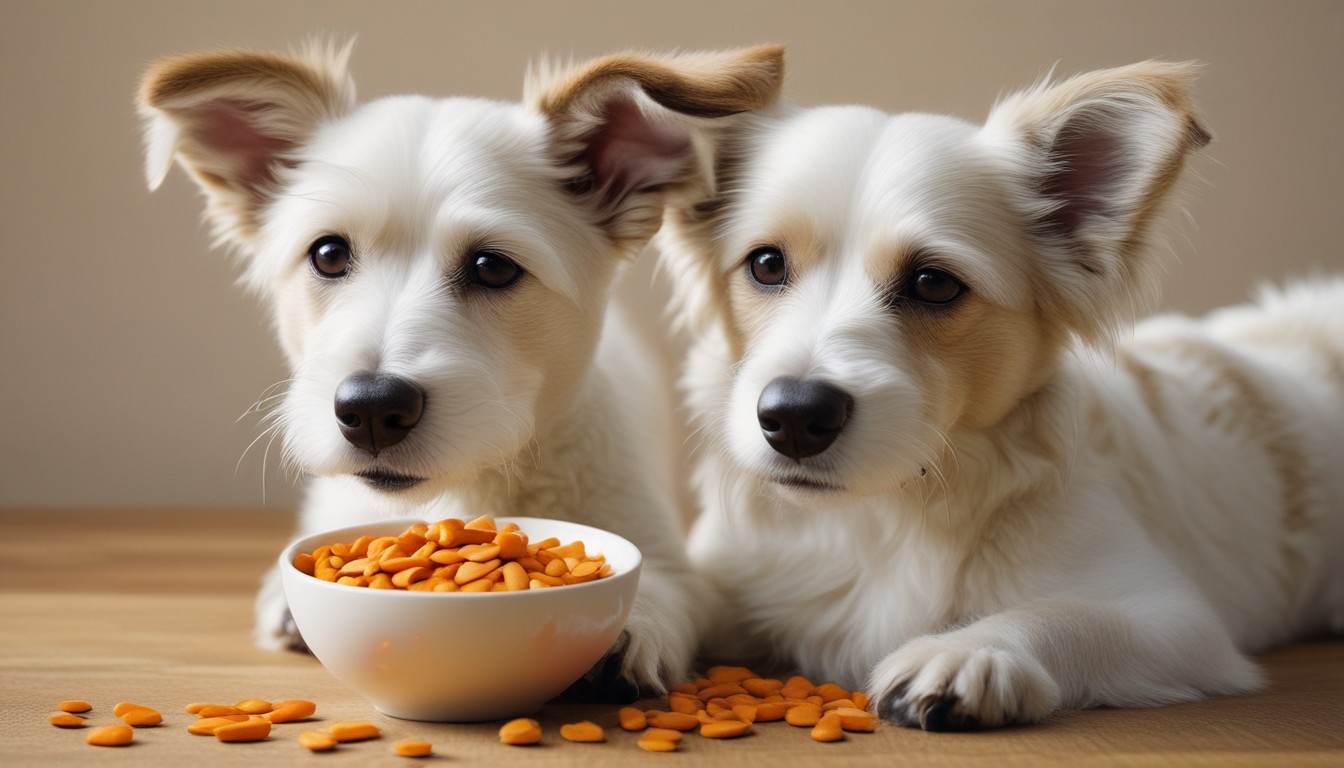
[583,98,693,208]
[1041,124,1126,235]
[192,99,290,190]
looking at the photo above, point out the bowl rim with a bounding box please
[279,516,643,601]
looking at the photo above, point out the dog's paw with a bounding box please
[558,631,661,704]
[558,601,697,703]
[870,636,1060,730]
[278,608,311,654]
[254,604,310,655]
[252,566,310,654]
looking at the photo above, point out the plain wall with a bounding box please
[2,0,1341,508]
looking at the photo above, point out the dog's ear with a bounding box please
[137,40,356,245]
[527,45,784,252]
[984,61,1210,340]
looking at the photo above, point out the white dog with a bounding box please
[658,61,1344,728]
[137,41,783,696]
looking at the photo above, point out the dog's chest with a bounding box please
[705,502,984,685]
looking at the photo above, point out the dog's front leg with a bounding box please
[252,563,307,652]
[869,596,1261,730]
[564,559,711,702]
[252,478,390,653]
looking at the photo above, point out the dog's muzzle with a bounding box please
[757,376,853,460]
[334,372,425,456]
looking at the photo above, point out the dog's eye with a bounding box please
[747,247,788,287]
[909,268,965,304]
[309,236,352,279]
[469,250,522,289]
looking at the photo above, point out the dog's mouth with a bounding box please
[769,473,844,493]
[354,469,426,492]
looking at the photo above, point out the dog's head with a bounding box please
[661,62,1209,504]
[138,41,783,497]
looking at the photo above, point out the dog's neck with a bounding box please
[921,373,1079,530]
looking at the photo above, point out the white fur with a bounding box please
[138,42,783,692]
[660,62,1344,728]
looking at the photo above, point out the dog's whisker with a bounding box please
[235,427,271,474]
[258,424,283,506]
[248,388,290,408]
[682,418,717,455]
[693,393,738,456]
[921,454,953,525]
[238,378,296,422]
[909,419,958,495]
[256,377,295,400]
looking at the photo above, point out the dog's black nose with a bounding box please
[334,372,425,455]
[757,376,853,459]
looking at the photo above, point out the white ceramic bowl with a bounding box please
[279,516,641,722]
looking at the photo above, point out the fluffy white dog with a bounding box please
[137,40,783,695]
[658,61,1344,727]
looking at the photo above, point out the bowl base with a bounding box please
[372,700,543,723]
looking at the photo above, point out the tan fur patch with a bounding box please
[530,45,784,119]
[1121,349,1170,433]
[725,226,827,349]
[1118,107,1211,267]
[1089,401,1120,456]
[906,294,1058,431]
[1166,338,1313,597]
[656,113,771,356]
[1312,334,1344,402]
[663,206,747,359]
[139,47,349,114]
[996,61,1208,152]
[725,270,781,352]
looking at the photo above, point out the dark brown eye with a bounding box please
[309,235,352,279]
[909,268,964,304]
[469,250,522,289]
[748,246,788,287]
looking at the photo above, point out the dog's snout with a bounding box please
[334,372,425,456]
[757,376,853,459]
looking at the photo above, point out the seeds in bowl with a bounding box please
[293,516,615,592]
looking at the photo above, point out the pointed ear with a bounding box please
[985,61,1210,338]
[527,44,784,251]
[137,40,356,244]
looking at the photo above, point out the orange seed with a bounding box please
[811,712,844,742]
[618,707,647,731]
[188,715,250,735]
[215,718,272,742]
[785,702,823,727]
[701,719,752,739]
[265,699,317,723]
[299,730,336,751]
[559,721,606,743]
[498,717,542,745]
[116,704,163,727]
[394,739,433,756]
[86,725,133,746]
[329,721,381,742]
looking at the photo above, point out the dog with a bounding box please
[656,61,1344,728]
[137,40,784,696]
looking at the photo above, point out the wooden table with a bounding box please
[3,508,1341,766]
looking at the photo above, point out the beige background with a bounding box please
[2,0,1341,508]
